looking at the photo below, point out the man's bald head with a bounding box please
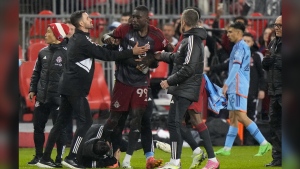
[274,15,282,37]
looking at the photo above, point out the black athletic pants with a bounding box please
[168,95,192,159]
[42,95,93,160]
[269,95,282,161]
[33,101,66,159]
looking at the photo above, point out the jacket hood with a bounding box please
[183,27,207,40]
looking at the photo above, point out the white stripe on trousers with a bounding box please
[72,136,83,154]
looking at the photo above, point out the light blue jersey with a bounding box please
[225,40,250,112]
[225,39,250,97]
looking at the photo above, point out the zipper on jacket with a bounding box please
[43,53,54,102]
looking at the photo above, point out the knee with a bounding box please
[130,117,142,131]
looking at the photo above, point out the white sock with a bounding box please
[208,157,218,163]
[260,140,268,146]
[123,154,132,163]
[224,146,231,151]
[193,147,202,155]
[170,159,180,166]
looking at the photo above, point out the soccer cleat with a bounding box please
[189,150,206,169]
[254,142,272,156]
[122,161,133,169]
[54,157,62,168]
[28,155,42,165]
[214,148,231,156]
[156,141,171,153]
[36,158,62,168]
[62,158,84,169]
[202,159,220,169]
[158,162,181,169]
[146,157,163,169]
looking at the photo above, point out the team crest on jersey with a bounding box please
[144,42,150,49]
[55,56,63,66]
[114,101,120,108]
[35,101,40,107]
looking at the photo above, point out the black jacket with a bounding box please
[29,40,67,104]
[262,37,282,95]
[77,124,117,168]
[58,29,133,97]
[249,47,265,96]
[160,27,207,102]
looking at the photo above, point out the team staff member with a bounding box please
[262,15,282,167]
[36,10,148,168]
[154,9,207,169]
[27,23,69,167]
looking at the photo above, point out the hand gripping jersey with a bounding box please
[112,24,168,87]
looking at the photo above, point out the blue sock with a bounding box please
[224,126,238,148]
[145,152,154,160]
[246,122,266,144]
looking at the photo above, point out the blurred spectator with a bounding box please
[162,23,178,46]
[65,20,75,38]
[258,26,275,54]
[229,0,251,15]
[120,12,131,24]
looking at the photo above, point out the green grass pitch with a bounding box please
[19,146,282,169]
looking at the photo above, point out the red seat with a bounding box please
[29,38,46,45]
[19,45,23,59]
[89,12,106,39]
[248,12,268,38]
[150,62,168,79]
[87,62,111,112]
[27,43,48,61]
[19,61,36,113]
[29,10,56,38]
[204,13,225,28]
[82,0,107,8]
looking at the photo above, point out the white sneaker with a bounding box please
[122,161,133,169]
[156,141,171,153]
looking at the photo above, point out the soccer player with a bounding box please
[101,5,172,169]
[215,22,271,156]
[27,23,69,167]
[154,9,207,169]
[36,10,148,168]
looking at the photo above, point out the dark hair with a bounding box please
[121,12,131,17]
[182,9,199,27]
[233,16,248,26]
[135,5,149,16]
[70,10,86,28]
[93,141,110,156]
[64,20,72,24]
[243,32,254,39]
[229,21,246,32]
[186,7,201,20]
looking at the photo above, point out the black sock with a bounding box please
[196,123,215,158]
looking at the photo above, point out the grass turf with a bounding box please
[19,146,282,169]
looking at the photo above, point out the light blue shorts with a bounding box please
[227,94,247,112]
